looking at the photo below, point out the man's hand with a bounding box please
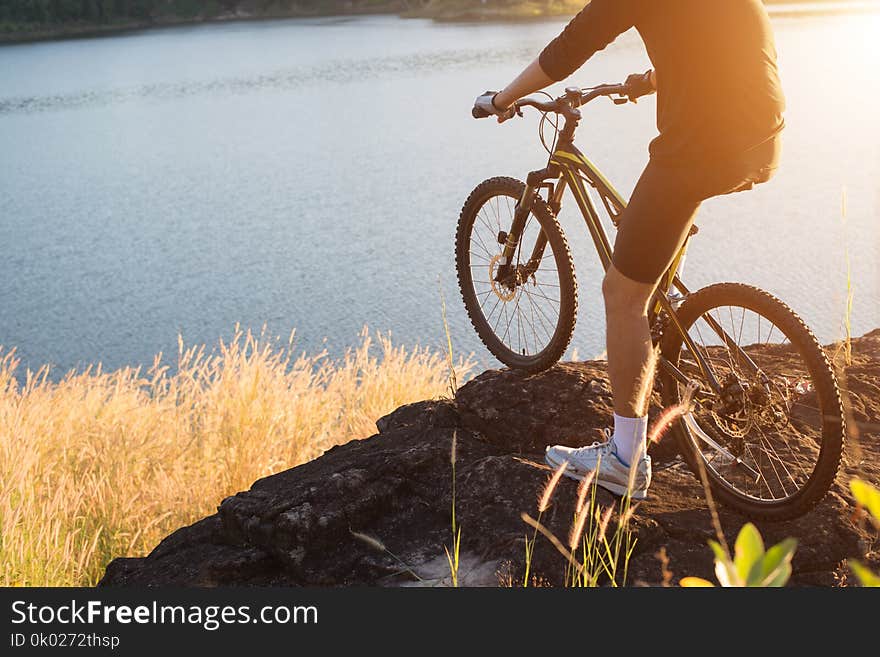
[473,91,517,123]
[624,70,656,102]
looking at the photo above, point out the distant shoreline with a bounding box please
[1,0,878,47]
[0,6,401,46]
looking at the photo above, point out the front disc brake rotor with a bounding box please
[488,254,517,301]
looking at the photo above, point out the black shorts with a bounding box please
[611,134,782,284]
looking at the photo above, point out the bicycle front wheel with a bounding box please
[456,177,577,372]
[660,283,844,520]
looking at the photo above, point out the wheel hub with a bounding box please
[718,375,749,415]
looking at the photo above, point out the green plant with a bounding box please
[350,530,423,583]
[444,430,462,587]
[848,478,880,587]
[521,457,638,588]
[437,278,459,397]
[680,523,797,587]
[521,458,568,586]
[851,477,880,522]
[568,460,638,588]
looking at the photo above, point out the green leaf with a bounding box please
[733,523,765,583]
[760,560,792,588]
[709,541,738,587]
[850,479,880,522]
[680,577,714,587]
[709,540,730,564]
[756,538,798,587]
[849,559,880,587]
[745,559,765,587]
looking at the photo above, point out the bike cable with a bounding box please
[535,90,561,156]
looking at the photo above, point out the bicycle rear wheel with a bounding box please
[456,177,577,372]
[660,283,844,520]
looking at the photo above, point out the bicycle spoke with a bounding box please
[742,442,774,497]
[500,298,513,344]
[483,294,502,325]
[525,289,543,350]
[476,210,496,239]
[523,288,554,342]
[525,288,559,338]
[470,226,496,260]
[523,292,541,354]
[476,207,499,242]
[521,288,560,305]
[513,292,526,354]
[477,287,494,304]
[757,423,810,487]
[755,431,792,498]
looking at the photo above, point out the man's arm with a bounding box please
[493,0,638,113]
[539,0,638,82]
[493,58,554,113]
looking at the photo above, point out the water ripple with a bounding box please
[0,45,534,114]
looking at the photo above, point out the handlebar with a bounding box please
[472,82,632,120]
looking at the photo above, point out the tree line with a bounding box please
[0,1,404,26]
[0,1,818,30]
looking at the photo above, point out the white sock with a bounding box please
[611,413,648,466]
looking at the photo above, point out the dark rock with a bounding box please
[454,360,680,462]
[99,334,880,588]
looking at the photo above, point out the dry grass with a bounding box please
[841,185,855,366]
[0,326,473,586]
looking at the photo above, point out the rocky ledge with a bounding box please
[100,332,880,587]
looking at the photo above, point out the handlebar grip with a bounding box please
[472,106,491,119]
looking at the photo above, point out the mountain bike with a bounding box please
[457,82,844,519]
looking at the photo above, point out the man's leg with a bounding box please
[601,162,700,466]
[603,264,657,418]
[602,264,658,465]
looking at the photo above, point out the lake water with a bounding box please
[1,8,878,375]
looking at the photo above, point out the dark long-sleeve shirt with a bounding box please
[538,0,786,164]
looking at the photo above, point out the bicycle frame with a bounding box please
[498,138,764,398]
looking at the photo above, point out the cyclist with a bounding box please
[474,0,785,499]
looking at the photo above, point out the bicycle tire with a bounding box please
[456,177,577,373]
[659,283,844,520]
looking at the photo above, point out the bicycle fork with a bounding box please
[496,169,565,282]
[495,184,543,283]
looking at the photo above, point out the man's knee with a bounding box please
[602,264,656,316]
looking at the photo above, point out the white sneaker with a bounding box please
[544,430,652,500]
